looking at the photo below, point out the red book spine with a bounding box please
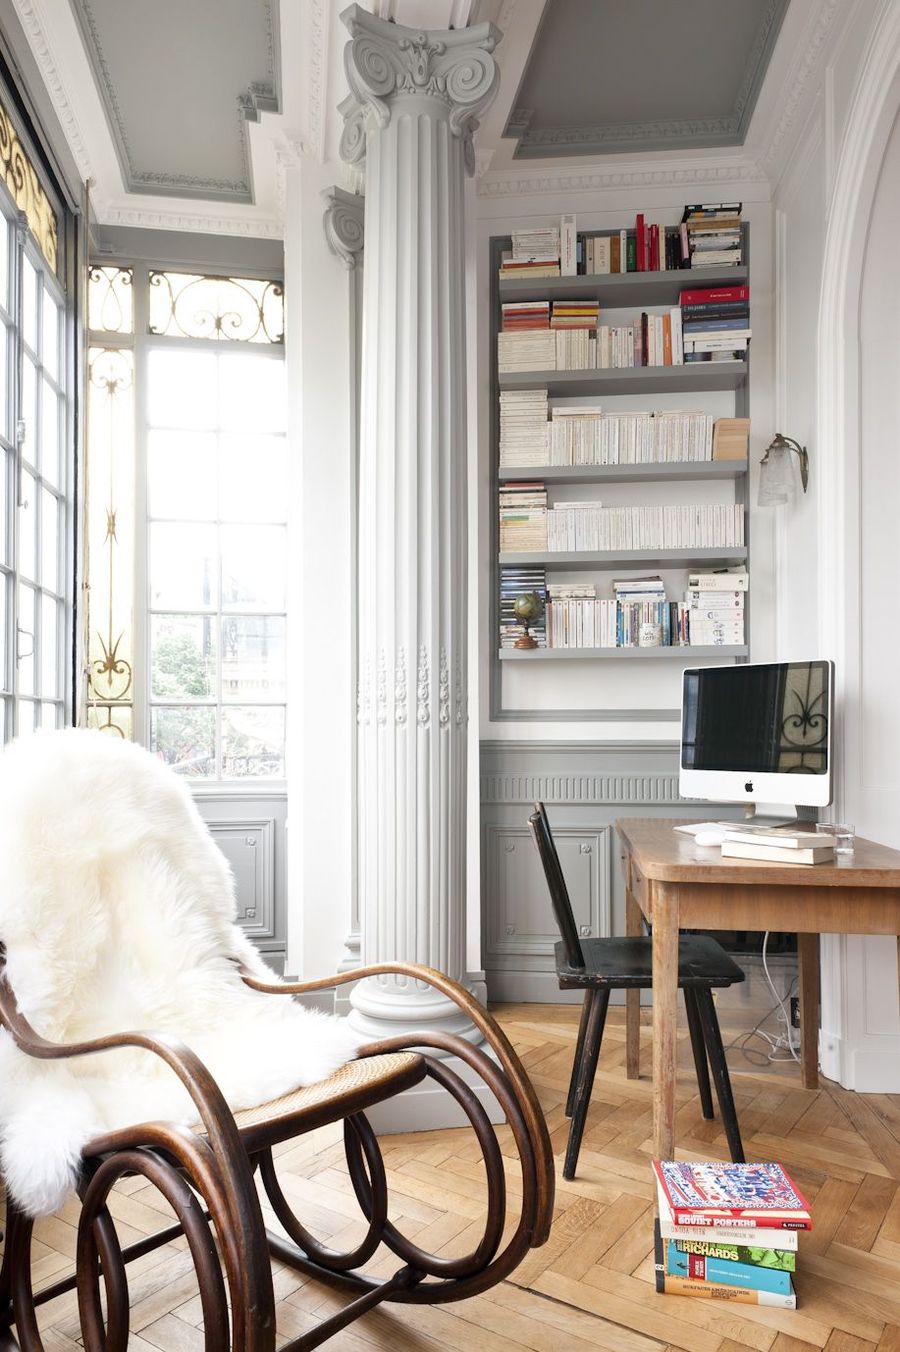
[679,285,750,304]
[688,1254,706,1280]
[636,214,646,272]
[650,223,660,272]
[671,1209,811,1231]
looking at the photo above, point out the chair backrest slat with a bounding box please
[528,802,586,970]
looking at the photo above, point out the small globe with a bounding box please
[513,591,544,624]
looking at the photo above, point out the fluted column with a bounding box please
[341,6,499,1050]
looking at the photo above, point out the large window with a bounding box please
[86,266,286,781]
[0,99,69,742]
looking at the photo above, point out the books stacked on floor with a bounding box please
[686,568,747,647]
[681,283,750,363]
[653,1159,812,1309]
[719,825,837,866]
[546,584,617,649]
[499,482,547,551]
[547,409,714,467]
[499,389,549,468]
[501,300,550,332]
[545,503,744,552]
[551,298,600,370]
[499,566,547,649]
[682,203,744,268]
[498,329,557,372]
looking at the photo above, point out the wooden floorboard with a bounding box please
[1,993,898,1349]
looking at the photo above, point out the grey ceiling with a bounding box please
[70,0,281,202]
[504,0,788,158]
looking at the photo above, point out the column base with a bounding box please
[363,1049,505,1132]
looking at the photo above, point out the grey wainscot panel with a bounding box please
[480,740,742,1003]
[194,791,287,976]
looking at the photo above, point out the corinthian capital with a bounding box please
[339,5,501,171]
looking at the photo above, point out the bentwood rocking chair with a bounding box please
[0,731,554,1352]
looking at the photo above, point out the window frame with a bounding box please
[98,259,287,790]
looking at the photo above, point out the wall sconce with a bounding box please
[758,434,809,507]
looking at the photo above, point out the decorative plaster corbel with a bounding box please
[322,185,365,269]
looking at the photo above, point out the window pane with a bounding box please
[0,324,8,441]
[42,380,60,488]
[22,255,37,351]
[221,615,285,702]
[21,357,36,464]
[218,353,285,433]
[18,473,36,581]
[148,431,216,520]
[0,449,7,565]
[151,614,216,700]
[221,706,285,779]
[219,434,286,522]
[42,287,60,382]
[40,701,59,729]
[150,523,217,609]
[147,349,217,430]
[41,489,59,592]
[0,575,6,691]
[150,706,215,777]
[0,219,8,312]
[41,593,59,697]
[221,525,285,610]
[16,701,37,735]
[17,582,35,696]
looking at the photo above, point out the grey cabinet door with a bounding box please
[483,824,611,1001]
[208,819,276,942]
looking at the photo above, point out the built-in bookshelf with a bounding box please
[490,221,751,680]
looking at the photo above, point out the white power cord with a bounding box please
[723,931,800,1065]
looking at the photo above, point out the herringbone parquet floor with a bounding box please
[3,984,900,1350]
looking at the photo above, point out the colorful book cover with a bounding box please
[666,1239,792,1296]
[653,1161,812,1230]
[654,1222,796,1308]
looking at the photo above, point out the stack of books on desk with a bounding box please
[720,825,836,865]
[653,1160,812,1309]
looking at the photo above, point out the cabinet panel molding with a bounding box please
[207,817,276,941]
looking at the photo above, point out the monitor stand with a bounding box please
[739,802,799,828]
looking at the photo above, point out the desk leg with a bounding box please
[797,933,820,1090]
[625,882,641,1080]
[652,883,680,1161]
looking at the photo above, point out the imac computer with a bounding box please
[679,659,834,820]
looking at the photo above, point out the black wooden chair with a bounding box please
[528,803,746,1177]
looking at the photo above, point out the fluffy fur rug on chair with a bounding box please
[0,729,360,1218]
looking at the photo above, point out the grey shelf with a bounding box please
[498,260,748,308]
[498,363,748,398]
[499,547,748,571]
[498,459,748,485]
[499,645,748,660]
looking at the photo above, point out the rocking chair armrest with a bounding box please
[240,960,555,1238]
[0,974,243,1167]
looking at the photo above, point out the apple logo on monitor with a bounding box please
[745,781,753,793]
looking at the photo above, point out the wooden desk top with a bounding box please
[615,817,900,889]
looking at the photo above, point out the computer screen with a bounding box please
[680,660,833,808]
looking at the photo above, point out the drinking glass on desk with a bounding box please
[817,822,855,854]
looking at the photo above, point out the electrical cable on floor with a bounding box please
[722,931,800,1066]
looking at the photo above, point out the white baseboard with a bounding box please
[819,1026,900,1092]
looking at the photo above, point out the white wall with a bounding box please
[770,0,900,1089]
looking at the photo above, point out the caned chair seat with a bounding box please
[230,1052,426,1148]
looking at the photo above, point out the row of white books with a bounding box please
[544,596,743,649]
[546,409,715,467]
[545,503,745,553]
[498,390,550,466]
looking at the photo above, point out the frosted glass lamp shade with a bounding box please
[758,434,809,507]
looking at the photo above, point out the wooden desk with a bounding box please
[615,817,900,1161]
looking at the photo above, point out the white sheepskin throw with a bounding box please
[0,728,360,1217]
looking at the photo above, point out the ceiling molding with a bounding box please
[515,114,744,159]
[476,154,770,199]
[759,0,843,181]
[68,0,281,202]
[96,202,283,238]
[11,0,95,182]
